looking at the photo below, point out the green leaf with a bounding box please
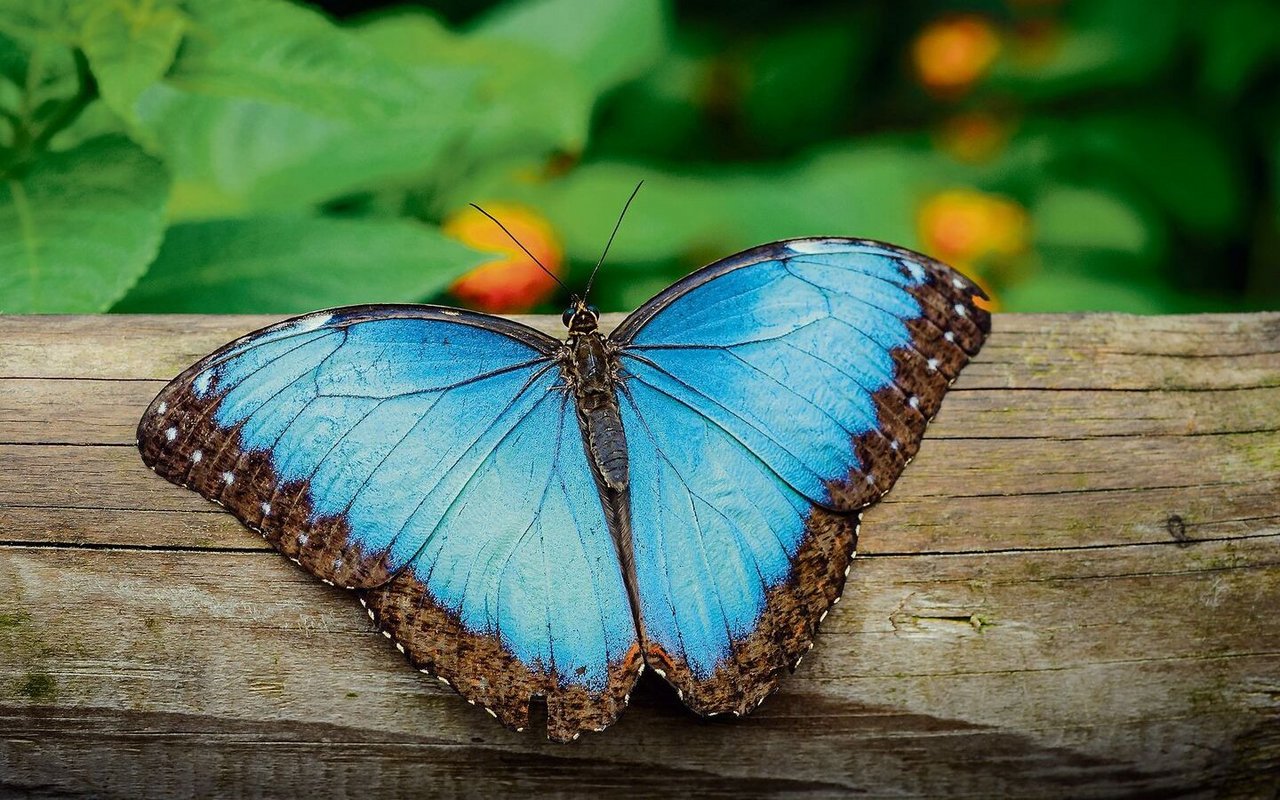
[78,0,186,132]
[473,0,667,98]
[0,0,89,46]
[137,84,459,219]
[164,0,428,120]
[131,0,473,218]
[0,134,168,312]
[47,96,125,150]
[0,0,182,139]
[0,36,81,134]
[356,10,592,160]
[1032,186,1153,256]
[113,215,487,313]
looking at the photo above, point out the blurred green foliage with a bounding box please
[0,0,1275,314]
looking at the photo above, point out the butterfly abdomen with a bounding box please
[567,333,629,491]
[582,399,628,491]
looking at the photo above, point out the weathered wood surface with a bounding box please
[0,312,1277,799]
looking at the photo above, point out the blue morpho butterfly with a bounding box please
[137,204,989,742]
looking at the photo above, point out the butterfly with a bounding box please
[137,236,989,742]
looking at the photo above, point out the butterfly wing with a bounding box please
[137,306,641,740]
[609,239,990,714]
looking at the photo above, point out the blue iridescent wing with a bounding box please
[609,238,990,714]
[137,306,641,741]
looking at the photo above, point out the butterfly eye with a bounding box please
[586,305,600,317]
[561,307,576,327]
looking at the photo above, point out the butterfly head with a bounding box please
[562,295,600,334]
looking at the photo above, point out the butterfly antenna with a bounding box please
[583,181,643,301]
[468,203,569,292]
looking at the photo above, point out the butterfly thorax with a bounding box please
[565,330,629,492]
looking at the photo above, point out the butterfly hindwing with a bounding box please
[610,239,989,711]
[137,306,642,741]
[616,377,860,713]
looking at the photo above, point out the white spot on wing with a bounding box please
[785,238,850,254]
[927,358,939,372]
[222,471,234,485]
[260,502,271,515]
[908,396,920,410]
[952,277,965,288]
[944,331,956,342]
[192,450,203,463]
[298,533,309,545]
[165,427,177,442]
[905,261,926,281]
[954,303,968,317]
[442,310,460,317]
[193,371,213,397]
[289,312,333,334]
[156,401,167,415]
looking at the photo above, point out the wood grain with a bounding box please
[1,312,1278,798]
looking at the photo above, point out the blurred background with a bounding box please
[0,0,1276,315]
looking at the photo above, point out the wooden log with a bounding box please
[0,312,1277,798]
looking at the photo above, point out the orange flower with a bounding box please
[912,15,1001,96]
[444,203,564,314]
[918,188,1030,311]
[919,188,1028,262]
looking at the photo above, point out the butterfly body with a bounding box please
[137,238,990,741]
[563,313,630,491]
